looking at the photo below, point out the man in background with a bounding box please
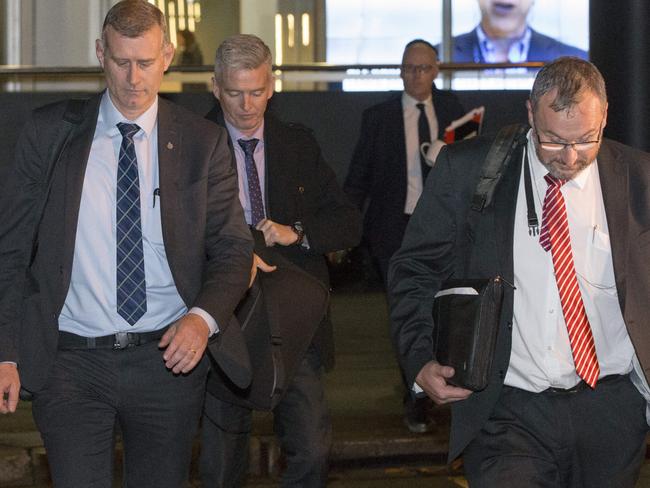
[200,34,361,487]
[451,0,587,63]
[175,29,203,66]
[390,56,650,486]
[344,39,465,433]
[0,1,252,486]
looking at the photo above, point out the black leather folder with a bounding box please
[432,276,504,391]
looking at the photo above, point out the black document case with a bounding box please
[432,277,504,391]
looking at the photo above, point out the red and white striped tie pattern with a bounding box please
[539,174,600,388]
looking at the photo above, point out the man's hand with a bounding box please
[159,313,210,374]
[249,253,277,287]
[255,218,299,247]
[0,363,20,414]
[415,360,473,405]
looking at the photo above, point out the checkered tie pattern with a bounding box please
[116,122,147,325]
[539,173,599,387]
[238,138,266,226]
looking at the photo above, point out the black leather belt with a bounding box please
[58,327,168,350]
[543,374,622,394]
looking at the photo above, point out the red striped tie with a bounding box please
[539,174,600,388]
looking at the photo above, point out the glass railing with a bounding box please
[0,62,545,92]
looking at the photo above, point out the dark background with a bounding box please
[0,89,530,185]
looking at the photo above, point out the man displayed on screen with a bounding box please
[451,0,587,63]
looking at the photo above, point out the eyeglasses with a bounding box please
[401,64,435,75]
[534,119,604,152]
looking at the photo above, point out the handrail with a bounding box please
[0,61,546,77]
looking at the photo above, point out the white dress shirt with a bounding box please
[59,92,216,337]
[506,132,635,392]
[402,92,439,215]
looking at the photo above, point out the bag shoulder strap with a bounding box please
[470,123,528,212]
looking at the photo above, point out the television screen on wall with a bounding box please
[325,0,589,91]
[450,0,589,63]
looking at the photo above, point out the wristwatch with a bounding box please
[291,221,305,246]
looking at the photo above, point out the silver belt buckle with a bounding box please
[113,332,131,349]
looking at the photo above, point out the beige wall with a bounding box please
[240,0,277,59]
[194,0,240,66]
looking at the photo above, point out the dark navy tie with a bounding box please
[417,102,432,181]
[238,138,265,226]
[116,122,147,325]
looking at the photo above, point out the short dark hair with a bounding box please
[177,29,196,45]
[102,0,169,49]
[403,39,439,58]
[530,57,607,112]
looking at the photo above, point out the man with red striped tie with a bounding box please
[389,56,650,487]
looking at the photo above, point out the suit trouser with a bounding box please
[463,374,648,488]
[377,235,427,414]
[31,340,208,488]
[200,345,332,487]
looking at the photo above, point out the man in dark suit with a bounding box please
[389,57,650,486]
[344,39,465,433]
[199,34,361,487]
[0,2,252,487]
[450,0,587,63]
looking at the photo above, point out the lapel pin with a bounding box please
[167,142,174,150]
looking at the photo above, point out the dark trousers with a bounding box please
[463,374,648,488]
[378,240,422,410]
[31,340,208,488]
[200,346,331,487]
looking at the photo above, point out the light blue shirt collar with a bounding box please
[99,90,158,139]
[476,24,532,63]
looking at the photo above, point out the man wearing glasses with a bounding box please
[389,56,650,486]
[344,39,465,433]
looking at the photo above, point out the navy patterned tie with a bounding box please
[238,138,266,226]
[116,123,147,325]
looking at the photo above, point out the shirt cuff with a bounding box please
[413,382,424,394]
[188,307,219,336]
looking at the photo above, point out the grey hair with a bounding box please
[530,56,607,112]
[214,34,272,84]
[102,0,169,50]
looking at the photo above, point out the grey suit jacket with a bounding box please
[0,93,253,392]
[388,134,650,461]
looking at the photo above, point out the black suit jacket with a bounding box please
[344,87,465,260]
[0,93,253,392]
[205,105,362,369]
[388,134,650,461]
[451,27,588,63]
